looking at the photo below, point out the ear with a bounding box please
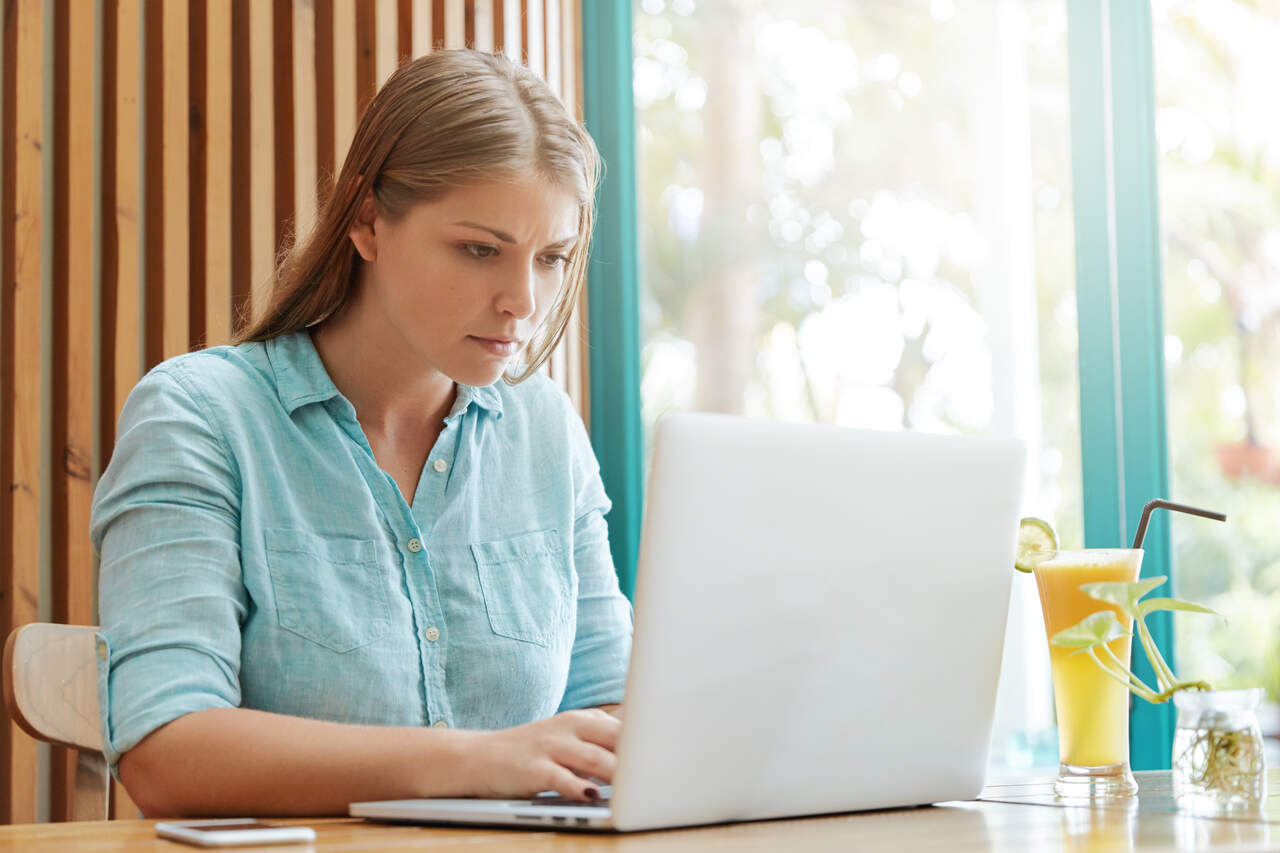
[348,191,378,262]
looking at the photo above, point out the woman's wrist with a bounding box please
[407,726,487,799]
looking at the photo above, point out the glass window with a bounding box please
[1153,2,1280,712]
[634,0,1079,777]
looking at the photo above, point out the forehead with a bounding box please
[406,177,579,236]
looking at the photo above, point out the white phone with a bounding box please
[153,819,316,847]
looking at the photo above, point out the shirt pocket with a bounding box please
[472,528,571,648]
[264,528,392,653]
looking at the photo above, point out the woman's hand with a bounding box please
[460,709,621,801]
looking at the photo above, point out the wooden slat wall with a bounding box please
[0,0,586,825]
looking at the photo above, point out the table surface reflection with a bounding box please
[0,770,1274,852]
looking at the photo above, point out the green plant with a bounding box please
[1050,575,1219,704]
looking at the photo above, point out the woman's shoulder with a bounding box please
[129,340,280,415]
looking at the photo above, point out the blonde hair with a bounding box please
[235,49,600,383]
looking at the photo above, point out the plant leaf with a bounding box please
[1138,597,1220,618]
[1080,575,1168,617]
[1051,611,1130,649]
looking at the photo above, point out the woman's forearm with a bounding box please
[120,707,481,818]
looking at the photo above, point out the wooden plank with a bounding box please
[444,0,463,49]
[519,0,529,67]
[52,0,95,630]
[230,0,251,333]
[501,0,519,61]
[464,0,475,48]
[141,0,163,369]
[333,0,356,168]
[397,0,412,63]
[313,0,335,198]
[524,0,542,76]
[4,0,45,826]
[472,0,492,53]
[162,0,190,359]
[354,0,375,118]
[431,0,444,48]
[273,0,295,260]
[543,0,557,92]
[113,0,141,420]
[97,0,117,511]
[293,0,318,243]
[98,0,139,817]
[205,0,232,345]
[376,0,397,85]
[49,0,98,822]
[248,0,275,322]
[411,0,431,57]
[492,0,504,56]
[188,0,208,347]
[2,20,21,791]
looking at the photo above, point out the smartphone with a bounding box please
[153,819,316,847]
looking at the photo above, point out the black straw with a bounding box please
[1131,499,1227,549]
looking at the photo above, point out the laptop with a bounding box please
[351,412,1025,832]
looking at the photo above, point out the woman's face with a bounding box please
[351,176,580,387]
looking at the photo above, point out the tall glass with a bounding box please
[1033,548,1143,798]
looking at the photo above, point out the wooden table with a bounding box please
[2,771,1275,852]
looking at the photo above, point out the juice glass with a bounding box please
[1033,548,1143,798]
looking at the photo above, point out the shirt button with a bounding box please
[432,458,448,473]
[407,538,422,553]
[433,720,449,729]
[424,626,440,642]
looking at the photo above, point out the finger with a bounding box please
[553,740,617,785]
[546,763,604,802]
[569,712,622,752]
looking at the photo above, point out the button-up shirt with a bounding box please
[91,331,633,779]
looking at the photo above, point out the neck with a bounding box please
[310,301,456,435]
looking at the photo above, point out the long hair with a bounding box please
[234,50,600,383]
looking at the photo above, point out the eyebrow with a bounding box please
[452,221,577,249]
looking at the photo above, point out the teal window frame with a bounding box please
[582,0,1176,768]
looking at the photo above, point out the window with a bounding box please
[633,0,1079,777]
[1153,1,1280,709]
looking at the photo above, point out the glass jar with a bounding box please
[1172,687,1267,814]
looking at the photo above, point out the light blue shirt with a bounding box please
[91,331,633,780]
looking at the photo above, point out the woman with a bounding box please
[91,50,631,817]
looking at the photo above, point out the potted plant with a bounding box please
[1052,575,1266,813]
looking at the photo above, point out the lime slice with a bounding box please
[1015,517,1059,573]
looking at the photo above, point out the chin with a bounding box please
[450,362,509,387]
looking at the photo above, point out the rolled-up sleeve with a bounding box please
[557,408,633,712]
[91,368,245,780]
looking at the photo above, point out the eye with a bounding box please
[462,243,498,260]
[539,253,571,269]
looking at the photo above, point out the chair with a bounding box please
[2,623,110,820]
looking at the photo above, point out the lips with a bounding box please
[470,336,521,357]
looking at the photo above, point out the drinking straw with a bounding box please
[1131,499,1227,549]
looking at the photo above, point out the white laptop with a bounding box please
[351,412,1025,832]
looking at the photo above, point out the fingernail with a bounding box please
[584,787,600,801]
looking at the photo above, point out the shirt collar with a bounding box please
[265,331,504,420]
[450,380,505,420]
[266,331,344,415]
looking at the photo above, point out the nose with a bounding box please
[495,260,538,320]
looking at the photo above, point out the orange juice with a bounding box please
[1033,549,1143,768]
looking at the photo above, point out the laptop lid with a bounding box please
[607,412,1024,831]
[351,413,1024,833]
